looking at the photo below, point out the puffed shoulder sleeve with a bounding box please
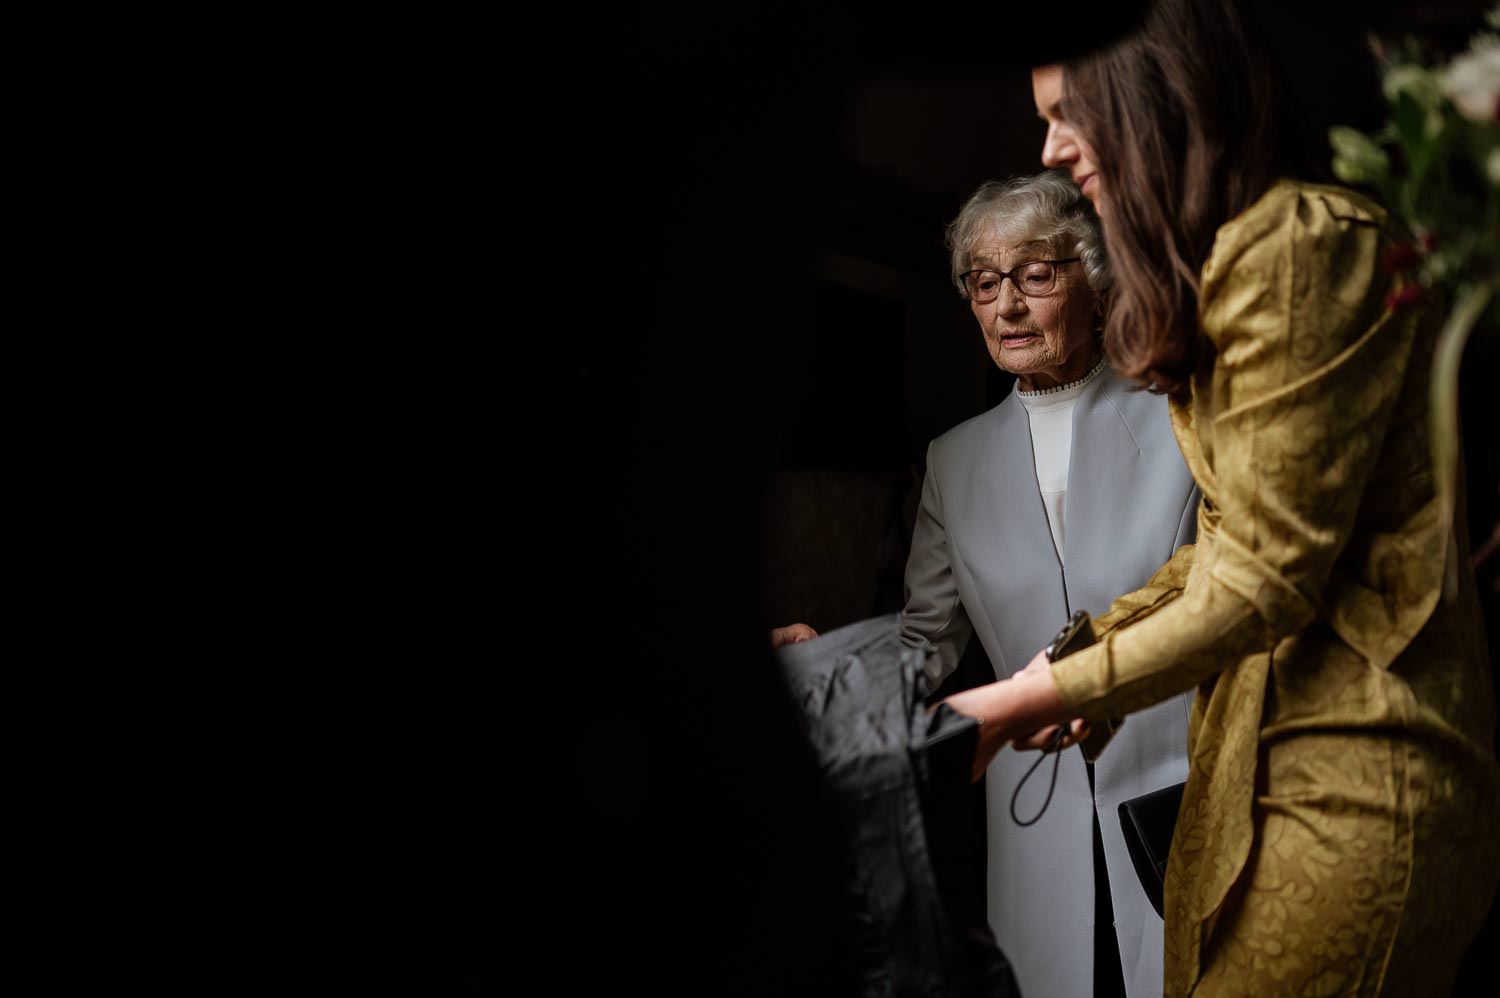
[1195,187,1423,634]
[1049,184,1431,718]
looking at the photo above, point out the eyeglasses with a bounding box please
[959,257,1081,302]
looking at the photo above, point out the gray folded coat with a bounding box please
[776,613,1020,998]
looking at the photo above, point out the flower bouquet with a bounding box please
[1330,5,1500,590]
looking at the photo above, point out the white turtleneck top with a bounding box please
[1014,357,1108,563]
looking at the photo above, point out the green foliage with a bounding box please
[1330,9,1500,591]
[1330,19,1499,296]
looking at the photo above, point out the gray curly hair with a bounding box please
[944,169,1111,296]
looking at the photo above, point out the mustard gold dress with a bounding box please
[1049,179,1500,997]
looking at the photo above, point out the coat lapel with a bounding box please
[1064,372,1195,618]
[956,393,1069,678]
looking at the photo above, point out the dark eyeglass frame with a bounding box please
[959,257,1082,302]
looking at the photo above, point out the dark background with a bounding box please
[179,3,1497,993]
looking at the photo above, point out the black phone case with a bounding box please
[1045,611,1120,763]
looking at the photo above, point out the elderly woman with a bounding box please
[896,170,1198,998]
[948,3,1500,995]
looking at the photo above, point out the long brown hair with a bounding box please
[1064,0,1317,393]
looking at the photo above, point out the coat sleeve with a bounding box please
[1050,185,1429,718]
[1091,540,1196,638]
[899,440,973,692]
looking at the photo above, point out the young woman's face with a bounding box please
[1032,65,1102,210]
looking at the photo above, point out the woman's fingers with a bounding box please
[770,623,819,647]
[1010,727,1057,752]
[1056,718,1090,749]
[1011,718,1089,752]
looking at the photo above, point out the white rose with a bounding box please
[1442,36,1500,122]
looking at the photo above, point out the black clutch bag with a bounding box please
[1117,781,1186,918]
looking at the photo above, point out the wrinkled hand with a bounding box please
[770,622,818,648]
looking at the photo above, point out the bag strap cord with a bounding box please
[1009,725,1070,826]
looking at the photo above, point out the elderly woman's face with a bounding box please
[967,238,1099,392]
[1032,65,1101,210]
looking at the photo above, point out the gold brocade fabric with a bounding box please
[1050,180,1500,996]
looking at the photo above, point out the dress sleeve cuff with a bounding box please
[1049,639,1114,718]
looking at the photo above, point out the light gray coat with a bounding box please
[901,369,1198,998]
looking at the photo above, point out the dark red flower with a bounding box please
[1384,283,1423,310]
[1380,241,1421,275]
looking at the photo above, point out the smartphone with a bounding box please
[1045,610,1096,661]
[1044,610,1122,763]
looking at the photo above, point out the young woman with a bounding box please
[946,2,1500,994]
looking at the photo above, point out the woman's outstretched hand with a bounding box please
[1011,647,1090,751]
[942,648,1088,781]
[1012,717,1090,753]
